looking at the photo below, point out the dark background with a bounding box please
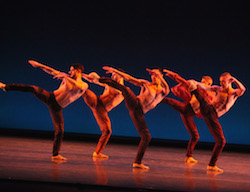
[0,0,249,145]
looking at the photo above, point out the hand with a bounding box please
[163,69,177,78]
[228,77,235,83]
[146,68,161,76]
[28,60,41,68]
[103,66,115,74]
[53,72,65,80]
[146,68,153,75]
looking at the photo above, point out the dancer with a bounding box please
[81,71,124,158]
[0,60,88,161]
[165,70,245,172]
[99,66,169,169]
[161,69,214,164]
[191,72,245,172]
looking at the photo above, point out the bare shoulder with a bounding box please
[211,85,221,91]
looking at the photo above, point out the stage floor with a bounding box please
[0,135,250,192]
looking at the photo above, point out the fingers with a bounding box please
[28,60,39,67]
[53,73,64,80]
[103,66,114,74]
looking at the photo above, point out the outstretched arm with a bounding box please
[28,60,60,76]
[103,66,148,86]
[163,69,189,86]
[82,72,106,87]
[54,73,88,91]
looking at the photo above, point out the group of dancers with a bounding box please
[0,60,245,173]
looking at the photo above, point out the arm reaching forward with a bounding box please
[103,66,149,86]
[28,60,60,76]
[54,73,88,91]
[82,72,106,87]
[163,69,189,86]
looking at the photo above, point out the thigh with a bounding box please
[129,104,150,137]
[123,87,138,111]
[49,108,64,131]
[32,86,51,104]
[83,89,98,109]
[203,111,224,141]
[162,97,188,114]
[91,97,111,131]
[180,114,198,137]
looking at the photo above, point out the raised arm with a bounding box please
[28,60,60,76]
[163,69,189,87]
[103,66,148,86]
[147,68,170,95]
[230,76,246,96]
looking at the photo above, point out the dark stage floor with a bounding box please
[0,135,250,192]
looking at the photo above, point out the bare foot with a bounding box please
[0,82,6,90]
[133,163,150,170]
[185,157,198,164]
[207,165,223,172]
[52,154,67,161]
[93,152,109,159]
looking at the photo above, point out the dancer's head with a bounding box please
[148,67,162,84]
[201,76,213,86]
[69,63,84,78]
[111,68,124,84]
[220,72,232,89]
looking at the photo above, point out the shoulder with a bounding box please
[187,79,197,83]
[210,85,221,91]
[140,79,150,85]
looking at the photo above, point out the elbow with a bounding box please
[240,87,246,96]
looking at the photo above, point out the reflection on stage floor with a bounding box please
[0,135,250,192]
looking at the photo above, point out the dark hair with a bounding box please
[71,63,84,72]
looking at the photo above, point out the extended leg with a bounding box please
[161,97,187,114]
[4,83,51,103]
[4,83,66,160]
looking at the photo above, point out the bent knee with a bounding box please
[192,134,200,142]
[102,128,112,136]
[216,137,226,146]
[142,133,151,143]
[54,127,64,136]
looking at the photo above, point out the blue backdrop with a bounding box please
[0,1,249,145]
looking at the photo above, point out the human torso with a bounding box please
[213,87,237,117]
[99,86,124,112]
[190,88,216,115]
[54,78,87,108]
[137,82,166,114]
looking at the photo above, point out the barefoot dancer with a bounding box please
[81,72,124,158]
[161,69,215,164]
[163,69,245,172]
[100,66,169,169]
[0,60,88,161]
[191,72,245,172]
